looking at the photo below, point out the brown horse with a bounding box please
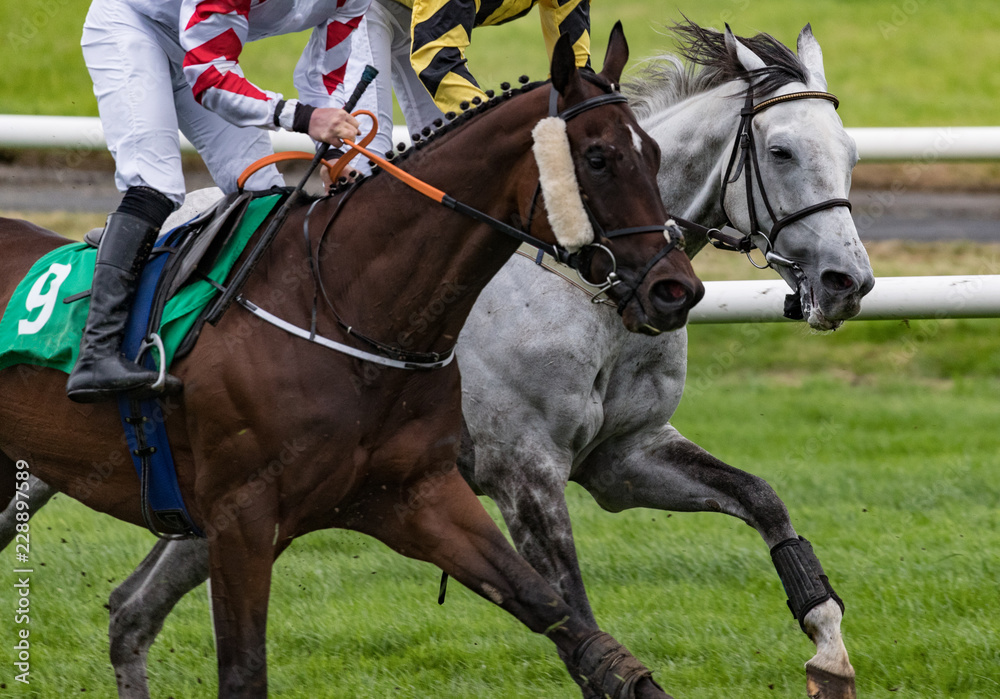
[0,27,702,698]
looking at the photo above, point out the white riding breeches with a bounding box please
[82,0,283,207]
[339,0,443,175]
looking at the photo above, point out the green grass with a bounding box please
[1,3,998,692]
[0,310,997,697]
[2,1,999,126]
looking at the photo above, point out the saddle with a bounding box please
[85,189,266,358]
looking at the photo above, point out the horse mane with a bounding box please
[626,19,811,121]
[327,69,616,196]
[315,65,629,200]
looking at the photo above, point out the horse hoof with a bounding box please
[807,665,856,699]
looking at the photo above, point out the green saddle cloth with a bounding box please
[0,194,281,375]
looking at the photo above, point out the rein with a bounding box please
[235,79,671,370]
[674,86,851,272]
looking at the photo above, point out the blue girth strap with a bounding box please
[116,239,203,539]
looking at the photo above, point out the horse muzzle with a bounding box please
[792,266,875,331]
[621,275,705,334]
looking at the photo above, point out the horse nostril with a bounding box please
[821,270,855,293]
[654,280,688,302]
[650,280,691,312]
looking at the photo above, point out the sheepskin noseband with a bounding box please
[531,117,594,252]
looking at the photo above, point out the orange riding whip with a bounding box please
[206,64,379,325]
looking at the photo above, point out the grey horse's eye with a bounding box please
[769,146,793,161]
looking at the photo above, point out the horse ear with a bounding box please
[601,21,629,85]
[551,32,580,96]
[797,23,828,91]
[724,24,766,74]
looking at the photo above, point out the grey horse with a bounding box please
[1,22,873,699]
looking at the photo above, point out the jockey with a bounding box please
[67,0,371,403]
[337,0,589,177]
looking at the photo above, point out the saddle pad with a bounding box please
[0,194,281,374]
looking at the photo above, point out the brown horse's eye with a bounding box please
[586,152,607,171]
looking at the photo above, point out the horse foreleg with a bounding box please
[577,426,854,699]
[109,537,210,699]
[474,451,605,698]
[0,473,56,550]
[365,468,672,699]
[474,448,598,627]
[206,505,277,698]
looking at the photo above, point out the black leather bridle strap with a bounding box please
[548,76,628,119]
[770,197,852,240]
[753,91,839,112]
[613,235,681,314]
[672,213,751,253]
[443,195,568,263]
[713,85,851,257]
[603,225,677,239]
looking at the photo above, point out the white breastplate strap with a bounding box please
[238,298,456,371]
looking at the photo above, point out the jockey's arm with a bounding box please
[292,0,371,144]
[178,0,366,145]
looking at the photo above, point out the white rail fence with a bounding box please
[3,115,1000,160]
[3,116,998,323]
[690,276,1000,324]
[0,115,394,154]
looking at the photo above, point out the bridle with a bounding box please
[672,84,852,319]
[523,74,685,313]
[677,86,851,264]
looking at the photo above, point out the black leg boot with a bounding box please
[66,212,182,403]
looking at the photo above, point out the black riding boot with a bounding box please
[66,211,182,403]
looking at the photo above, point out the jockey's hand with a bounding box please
[321,163,361,194]
[308,108,361,146]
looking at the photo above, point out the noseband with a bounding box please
[709,86,852,270]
